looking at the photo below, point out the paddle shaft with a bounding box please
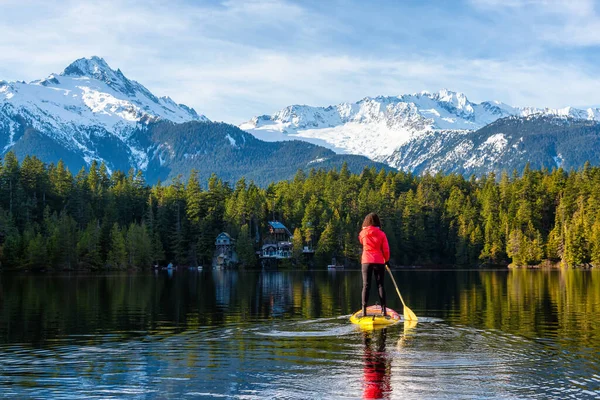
[385,264,418,321]
[385,264,407,308]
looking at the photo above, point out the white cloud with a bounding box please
[1,0,599,122]
[470,0,600,46]
[150,52,600,122]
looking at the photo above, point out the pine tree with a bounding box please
[506,228,525,266]
[25,232,46,270]
[126,223,152,268]
[292,227,304,263]
[77,220,102,269]
[45,212,77,270]
[342,231,359,265]
[152,231,166,266]
[315,221,336,266]
[590,220,600,267]
[185,169,203,225]
[107,223,127,269]
[1,230,22,269]
[563,220,588,267]
[507,227,544,266]
[236,224,255,268]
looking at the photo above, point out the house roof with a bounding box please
[268,221,292,236]
[217,232,232,239]
[268,221,288,230]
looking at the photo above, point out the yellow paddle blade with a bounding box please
[385,264,418,322]
[403,305,418,322]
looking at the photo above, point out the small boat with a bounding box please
[327,257,343,270]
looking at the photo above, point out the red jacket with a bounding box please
[359,226,390,264]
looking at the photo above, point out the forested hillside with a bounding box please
[0,151,599,270]
[138,121,391,185]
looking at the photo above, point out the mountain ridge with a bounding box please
[240,90,600,163]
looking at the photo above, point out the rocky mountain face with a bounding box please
[385,115,600,175]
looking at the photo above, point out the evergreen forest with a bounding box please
[0,151,599,271]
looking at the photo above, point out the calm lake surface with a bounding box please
[0,269,599,399]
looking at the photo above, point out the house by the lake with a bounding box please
[260,221,293,262]
[214,232,238,268]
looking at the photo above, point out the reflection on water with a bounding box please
[0,269,598,398]
[362,329,392,399]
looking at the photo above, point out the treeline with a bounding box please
[0,151,599,270]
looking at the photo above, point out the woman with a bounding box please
[358,212,390,317]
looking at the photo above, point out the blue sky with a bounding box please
[1,0,600,122]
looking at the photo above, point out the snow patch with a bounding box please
[129,145,149,170]
[512,137,524,149]
[225,134,236,147]
[481,133,508,152]
[3,120,18,151]
[308,157,328,165]
[245,121,414,160]
[553,154,564,168]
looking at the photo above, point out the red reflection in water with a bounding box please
[362,329,392,399]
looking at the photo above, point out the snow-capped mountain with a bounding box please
[0,56,206,170]
[240,90,600,164]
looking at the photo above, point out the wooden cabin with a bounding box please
[260,221,293,260]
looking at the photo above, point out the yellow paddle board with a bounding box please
[350,305,402,328]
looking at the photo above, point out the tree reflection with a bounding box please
[0,270,598,353]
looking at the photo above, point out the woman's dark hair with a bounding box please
[362,212,381,228]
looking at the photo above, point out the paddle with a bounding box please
[385,264,418,322]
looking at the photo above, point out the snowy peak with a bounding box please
[431,89,470,110]
[244,89,517,134]
[3,55,207,127]
[62,56,113,79]
[520,106,600,121]
[60,56,158,103]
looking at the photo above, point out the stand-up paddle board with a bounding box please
[350,305,401,328]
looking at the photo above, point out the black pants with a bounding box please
[362,263,386,312]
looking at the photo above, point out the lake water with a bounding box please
[0,269,599,399]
